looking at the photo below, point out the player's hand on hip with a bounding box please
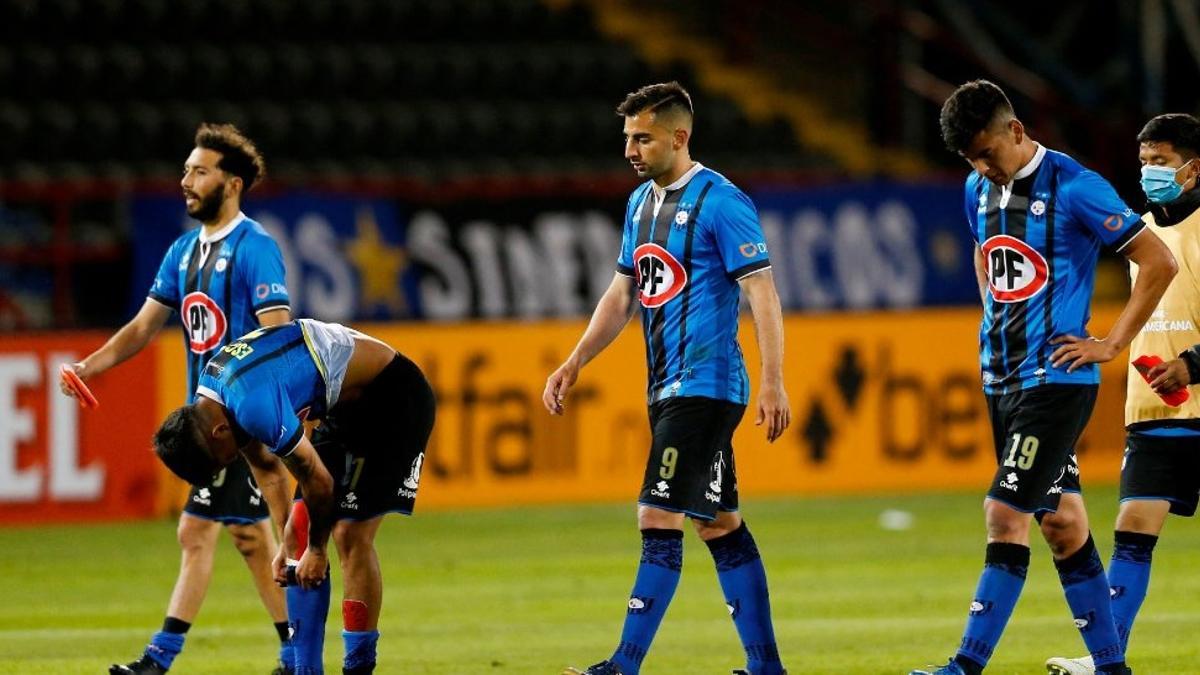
[543,361,579,415]
[755,382,791,443]
[1148,358,1190,393]
[295,548,328,589]
[1049,334,1119,372]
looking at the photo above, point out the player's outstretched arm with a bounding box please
[278,435,336,589]
[543,273,637,415]
[60,299,172,399]
[740,269,791,442]
[1051,229,1177,371]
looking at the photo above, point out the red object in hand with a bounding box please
[1132,355,1190,407]
[59,364,98,408]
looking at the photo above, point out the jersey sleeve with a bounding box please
[709,189,771,279]
[616,188,644,278]
[240,235,291,314]
[963,175,982,243]
[229,382,304,457]
[148,238,184,310]
[1065,169,1146,251]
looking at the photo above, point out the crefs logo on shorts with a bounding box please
[192,487,212,506]
[340,491,359,510]
[650,479,671,499]
[181,291,228,354]
[981,234,1048,303]
[999,471,1019,492]
[634,243,687,308]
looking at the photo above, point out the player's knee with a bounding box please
[691,511,742,541]
[332,523,369,559]
[177,516,217,554]
[637,506,686,531]
[226,523,265,558]
[984,501,1030,542]
[1039,511,1083,556]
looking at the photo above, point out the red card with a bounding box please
[60,364,99,409]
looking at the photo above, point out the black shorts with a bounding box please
[1121,432,1200,516]
[638,396,745,521]
[183,457,269,525]
[985,384,1095,513]
[309,353,436,521]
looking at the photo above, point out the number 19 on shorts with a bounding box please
[1004,433,1039,470]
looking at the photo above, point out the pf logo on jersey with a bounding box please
[981,235,1048,303]
[634,243,687,308]
[181,291,228,353]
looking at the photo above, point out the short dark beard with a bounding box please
[188,181,226,223]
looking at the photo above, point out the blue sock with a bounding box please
[1108,531,1157,652]
[705,523,783,675]
[342,630,379,670]
[144,618,189,671]
[288,575,332,674]
[953,542,1029,671]
[275,620,294,668]
[610,528,683,675]
[1055,534,1125,669]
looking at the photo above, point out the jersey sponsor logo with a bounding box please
[1102,209,1134,231]
[981,235,1048,303]
[181,292,228,353]
[634,243,687,308]
[738,242,767,258]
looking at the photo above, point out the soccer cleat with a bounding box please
[908,661,966,675]
[1046,655,1094,675]
[562,661,624,675]
[109,654,167,675]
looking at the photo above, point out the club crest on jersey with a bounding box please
[981,234,1048,303]
[634,243,687,308]
[181,291,228,353]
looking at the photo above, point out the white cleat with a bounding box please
[1046,655,1095,675]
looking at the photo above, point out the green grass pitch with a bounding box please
[1,486,1198,673]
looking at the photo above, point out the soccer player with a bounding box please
[909,80,1177,675]
[544,81,791,675]
[154,319,436,675]
[60,124,295,675]
[1045,115,1200,674]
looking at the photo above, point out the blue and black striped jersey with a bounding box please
[196,320,352,457]
[617,164,771,405]
[148,213,290,401]
[964,145,1145,394]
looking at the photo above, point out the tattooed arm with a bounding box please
[278,435,335,589]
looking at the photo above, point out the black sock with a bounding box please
[952,654,984,675]
[274,620,290,643]
[162,617,191,635]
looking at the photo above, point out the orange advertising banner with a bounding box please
[0,333,160,523]
[13,306,1135,523]
[344,306,1131,510]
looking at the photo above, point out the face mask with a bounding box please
[1141,160,1194,204]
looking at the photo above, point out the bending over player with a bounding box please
[154,319,436,675]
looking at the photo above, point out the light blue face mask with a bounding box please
[1141,160,1194,204]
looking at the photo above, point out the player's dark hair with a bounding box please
[939,79,1016,154]
[194,122,266,191]
[616,81,694,120]
[154,405,219,486]
[1137,113,1200,159]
